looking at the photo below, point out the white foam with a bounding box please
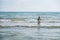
[0,19,60,26]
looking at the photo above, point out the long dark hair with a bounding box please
[38,16,40,20]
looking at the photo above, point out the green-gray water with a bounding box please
[0,27,60,40]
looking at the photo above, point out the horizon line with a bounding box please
[0,11,60,12]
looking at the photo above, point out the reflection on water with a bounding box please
[0,27,60,40]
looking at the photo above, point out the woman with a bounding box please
[37,16,40,25]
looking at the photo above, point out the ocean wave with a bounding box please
[0,18,60,23]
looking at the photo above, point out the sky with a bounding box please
[0,0,60,12]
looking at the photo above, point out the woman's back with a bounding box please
[37,16,40,25]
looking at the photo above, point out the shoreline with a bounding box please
[0,25,60,28]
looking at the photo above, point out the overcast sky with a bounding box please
[0,0,60,12]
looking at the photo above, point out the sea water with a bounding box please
[0,27,60,40]
[0,12,60,40]
[0,12,60,26]
[0,12,60,19]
